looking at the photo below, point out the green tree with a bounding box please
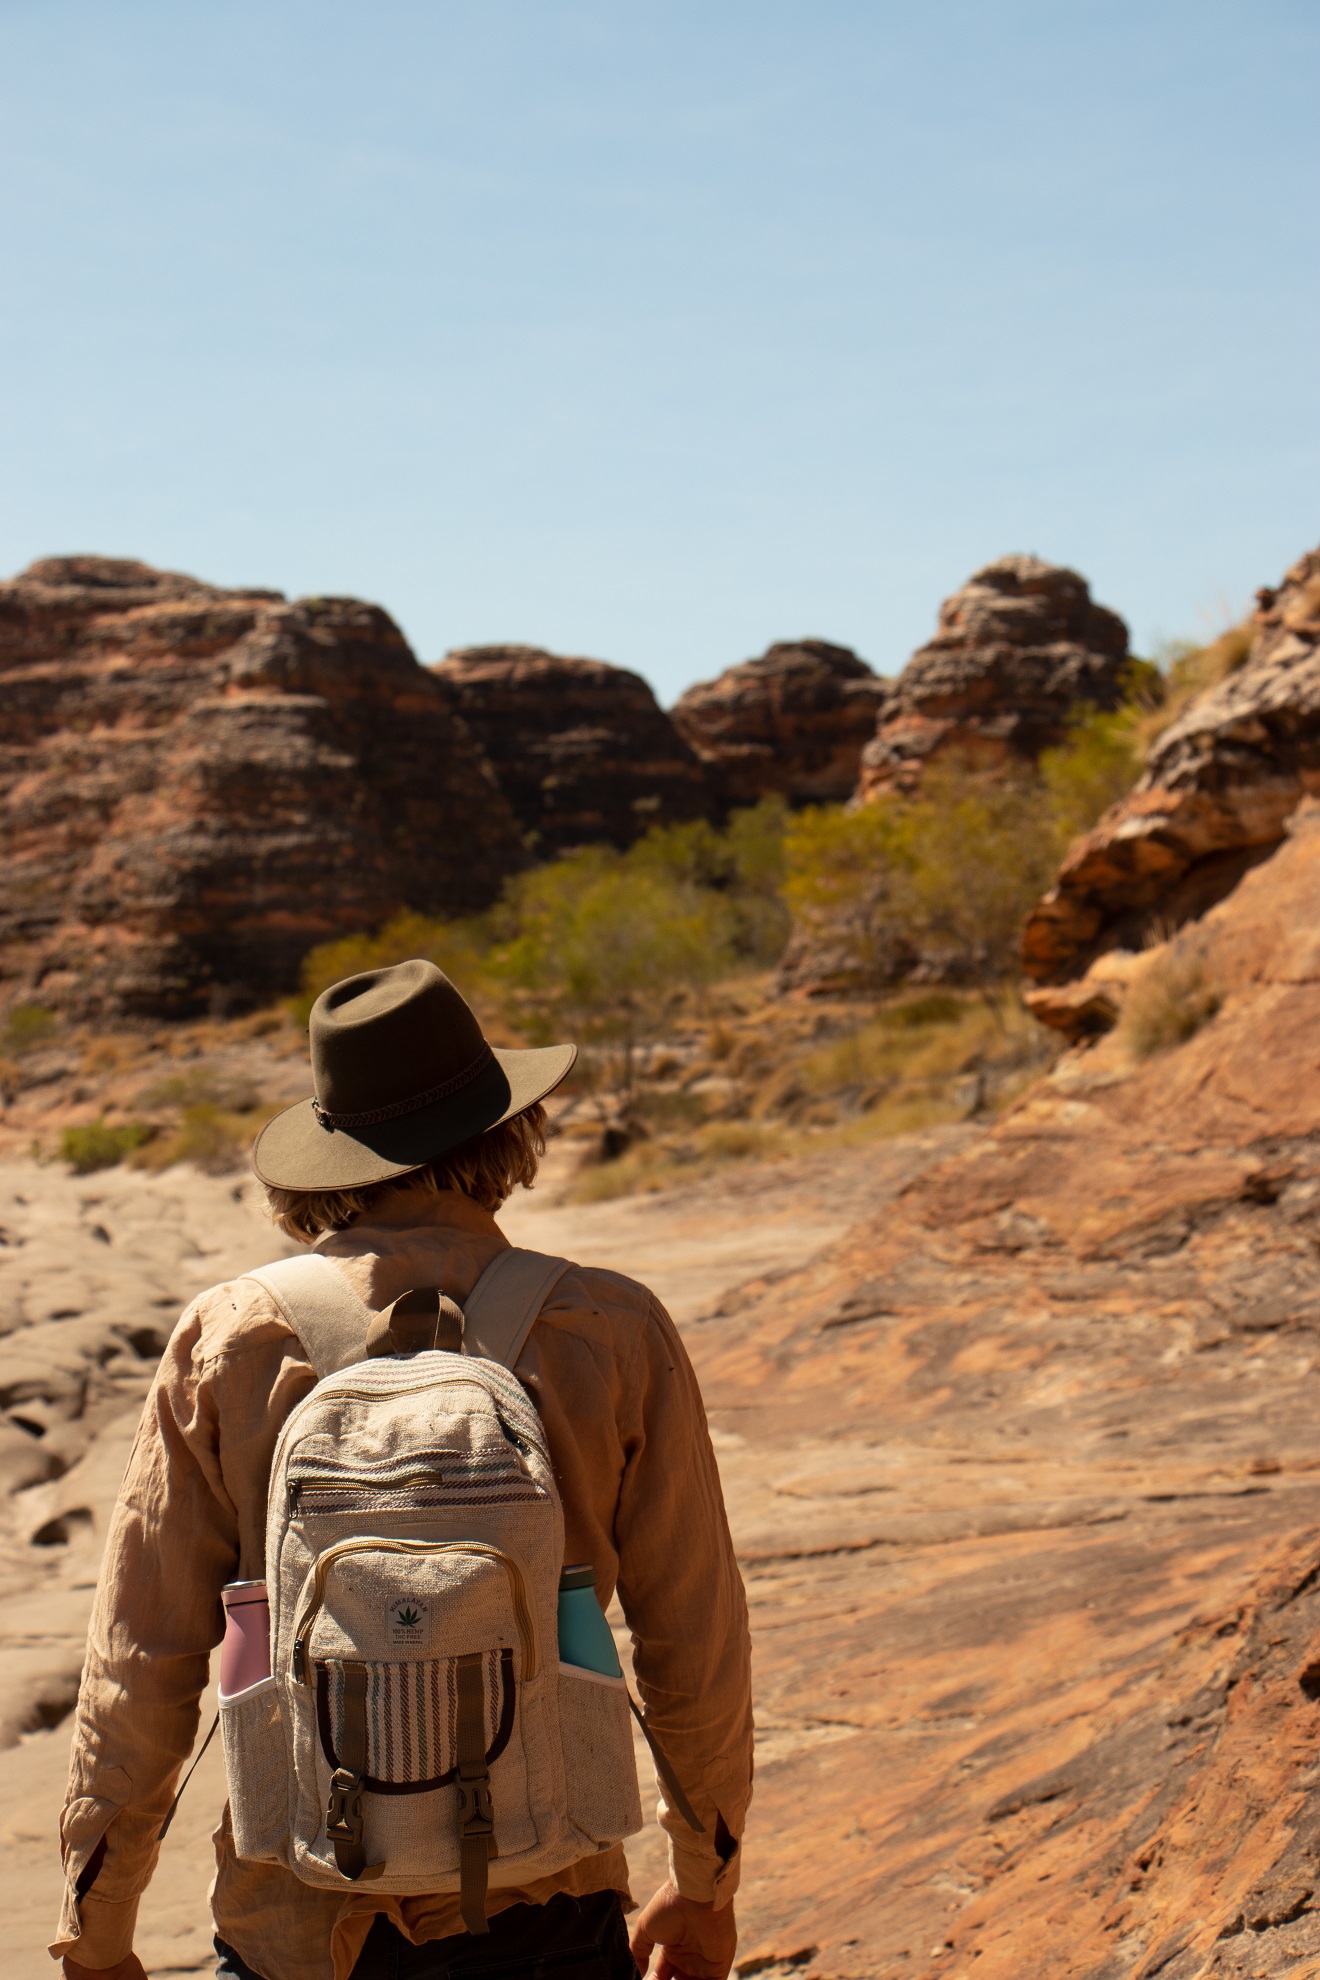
[487,847,737,1115]
[883,763,1061,1005]
[782,801,912,988]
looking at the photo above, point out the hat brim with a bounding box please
[251,1043,577,1192]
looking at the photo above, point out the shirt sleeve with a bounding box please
[50,1299,238,1966]
[612,1293,753,1906]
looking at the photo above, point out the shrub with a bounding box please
[132,1102,265,1174]
[139,1066,261,1112]
[296,912,491,1025]
[1119,941,1221,1058]
[59,1119,156,1174]
[781,801,911,988]
[617,799,791,963]
[1135,625,1254,756]
[885,762,1062,995]
[4,1003,57,1055]
[488,847,737,1111]
[878,992,967,1029]
[1038,702,1145,844]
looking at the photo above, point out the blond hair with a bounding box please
[263,1103,549,1243]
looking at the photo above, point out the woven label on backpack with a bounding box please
[386,1595,432,1647]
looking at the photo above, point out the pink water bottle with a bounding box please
[220,1580,271,1695]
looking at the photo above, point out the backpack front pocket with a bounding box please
[285,1537,551,1889]
[314,1649,515,1793]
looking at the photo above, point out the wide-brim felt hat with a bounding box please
[253,958,576,1192]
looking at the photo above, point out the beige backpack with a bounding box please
[217,1249,657,1934]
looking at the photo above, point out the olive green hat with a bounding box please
[253,958,576,1192]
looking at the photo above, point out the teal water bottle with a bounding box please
[557,1564,623,1677]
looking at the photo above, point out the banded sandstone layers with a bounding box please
[1025,543,1320,1003]
[432,645,713,854]
[670,639,885,808]
[0,557,523,1021]
[859,554,1130,797]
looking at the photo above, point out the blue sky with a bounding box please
[1,0,1316,700]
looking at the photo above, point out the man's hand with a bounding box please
[62,1957,147,1980]
[629,1881,737,1980]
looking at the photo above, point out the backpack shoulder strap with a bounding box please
[245,1253,373,1380]
[462,1247,573,1371]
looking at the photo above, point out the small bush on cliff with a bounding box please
[59,1119,156,1174]
[1134,625,1254,756]
[1120,940,1221,1058]
[4,1004,57,1055]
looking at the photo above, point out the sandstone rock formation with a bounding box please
[670,639,885,808]
[0,557,524,1021]
[1024,543,1320,999]
[858,554,1130,797]
[432,645,713,853]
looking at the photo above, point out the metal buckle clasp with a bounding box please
[457,1768,493,1837]
[326,1767,365,1844]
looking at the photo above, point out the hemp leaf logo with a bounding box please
[395,1605,421,1629]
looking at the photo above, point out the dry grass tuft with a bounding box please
[1120,942,1222,1059]
[1136,625,1254,757]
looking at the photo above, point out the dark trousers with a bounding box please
[215,1889,638,1979]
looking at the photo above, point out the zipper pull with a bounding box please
[287,1479,303,1514]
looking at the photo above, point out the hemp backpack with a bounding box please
[215,1248,669,1936]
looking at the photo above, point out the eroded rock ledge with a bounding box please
[1024,543,1320,993]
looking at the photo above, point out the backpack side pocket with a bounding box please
[557,1665,643,1847]
[220,1675,289,1864]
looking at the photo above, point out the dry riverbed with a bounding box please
[0,1126,968,1978]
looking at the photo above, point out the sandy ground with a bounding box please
[0,1126,971,1978]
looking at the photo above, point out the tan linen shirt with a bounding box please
[51,1190,752,1980]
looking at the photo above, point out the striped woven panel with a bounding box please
[315,1649,515,1795]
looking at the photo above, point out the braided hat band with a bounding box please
[312,1043,494,1133]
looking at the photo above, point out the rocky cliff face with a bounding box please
[1024,544,1320,1002]
[670,639,885,808]
[431,644,713,853]
[858,554,1130,797]
[0,557,524,1020]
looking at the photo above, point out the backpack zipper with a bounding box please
[286,1458,536,1515]
[287,1467,450,1514]
[291,1537,538,1685]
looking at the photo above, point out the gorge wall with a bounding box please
[0,557,524,1021]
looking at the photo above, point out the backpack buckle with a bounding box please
[457,1767,493,1837]
[326,1767,365,1845]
